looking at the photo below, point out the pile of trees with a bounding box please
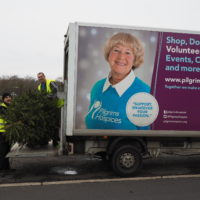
[0,75,63,147]
[4,90,60,147]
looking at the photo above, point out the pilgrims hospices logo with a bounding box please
[88,100,122,124]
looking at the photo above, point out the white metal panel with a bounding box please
[66,23,77,136]
[75,21,200,35]
[73,129,200,137]
[64,22,200,136]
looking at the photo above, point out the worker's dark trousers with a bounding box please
[0,134,10,170]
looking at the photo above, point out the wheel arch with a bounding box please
[107,136,147,157]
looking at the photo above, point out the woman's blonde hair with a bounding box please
[104,32,144,69]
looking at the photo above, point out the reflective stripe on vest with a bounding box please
[0,118,6,132]
[0,103,7,133]
[38,80,55,93]
[0,102,7,109]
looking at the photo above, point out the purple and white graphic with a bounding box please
[151,32,200,130]
[75,25,200,131]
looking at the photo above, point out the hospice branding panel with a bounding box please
[151,32,200,130]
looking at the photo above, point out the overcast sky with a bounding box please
[0,0,200,80]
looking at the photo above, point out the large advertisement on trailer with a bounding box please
[75,25,200,131]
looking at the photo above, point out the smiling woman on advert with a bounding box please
[85,32,150,130]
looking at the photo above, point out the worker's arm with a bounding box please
[49,81,58,98]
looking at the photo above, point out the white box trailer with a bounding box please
[62,22,200,176]
[8,22,200,177]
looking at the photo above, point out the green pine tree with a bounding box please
[4,90,60,148]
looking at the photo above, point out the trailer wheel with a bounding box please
[111,144,142,176]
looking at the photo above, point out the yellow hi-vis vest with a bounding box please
[0,103,7,133]
[56,98,65,108]
[37,80,55,94]
[38,80,64,108]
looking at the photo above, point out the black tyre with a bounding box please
[111,144,142,177]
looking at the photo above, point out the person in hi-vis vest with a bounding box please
[37,72,61,146]
[0,93,12,170]
[37,72,58,98]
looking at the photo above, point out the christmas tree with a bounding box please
[4,90,60,148]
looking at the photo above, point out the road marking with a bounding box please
[0,182,41,188]
[1,174,200,188]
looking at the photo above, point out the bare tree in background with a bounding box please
[0,75,64,98]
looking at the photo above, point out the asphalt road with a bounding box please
[1,153,200,184]
[1,177,200,200]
